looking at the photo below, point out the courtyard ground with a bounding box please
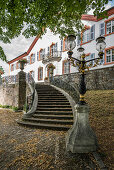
[0,90,114,170]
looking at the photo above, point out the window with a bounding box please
[37,52,39,61]
[90,24,95,40]
[28,56,30,64]
[82,29,90,43]
[31,54,35,64]
[99,23,105,36]
[63,60,70,74]
[77,33,81,46]
[38,67,43,80]
[106,19,114,34]
[40,49,45,60]
[106,48,114,63]
[61,40,63,51]
[99,53,104,65]
[30,71,35,79]
[47,47,50,56]
[11,64,14,71]
[86,53,95,66]
[54,43,58,52]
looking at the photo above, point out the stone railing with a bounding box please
[42,51,62,64]
[50,77,79,103]
[0,71,38,112]
[1,75,19,85]
[23,72,38,118]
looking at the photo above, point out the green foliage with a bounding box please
[0,66,4,73]
[23,103,28,113]
[0,47,7,62]
[0,0,112,61]
[0,104,18,111]
[12,106,19,112]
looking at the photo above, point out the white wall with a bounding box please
[9,14,114,82]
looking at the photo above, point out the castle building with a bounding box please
[8,7,114,82]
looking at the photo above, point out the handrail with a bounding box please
[0,75,19,85]
[23,73,38,118]
[50,76,79,103]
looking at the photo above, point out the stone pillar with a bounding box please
[18,71,26,109]
[66,104,98,153]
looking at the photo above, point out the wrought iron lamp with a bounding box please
[67,35,106,104]
[66,35,106,153]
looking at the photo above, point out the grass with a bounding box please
[85,90,114,168]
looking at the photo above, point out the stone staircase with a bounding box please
[18,84,74,130]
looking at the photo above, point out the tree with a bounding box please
[0,0,112,61]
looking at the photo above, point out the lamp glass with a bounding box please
[96,36,106,52]
[96,41,106,52]
[77,46,85,57]
[66,35,76,51]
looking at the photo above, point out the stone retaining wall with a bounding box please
[54,66,114,90]
[0,71,26,109]
[0,84,19,107]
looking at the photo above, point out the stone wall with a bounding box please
[0,84,19,107]
[54,66,114,90]
[0,71,26,109]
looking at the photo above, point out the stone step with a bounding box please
[38,93,64,96]
[37,107,72,111]
[17,120,71,130]
[38,102,70,105]
[23,117,73,125]
[33,114,73,120]
[38,96,68,101]
[37,105,71,108]
[37,90,60,93]
[38,95,66,98]
[38,100,68,102]
[35,110,73,115]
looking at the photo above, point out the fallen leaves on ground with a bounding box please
[0,90,113,169]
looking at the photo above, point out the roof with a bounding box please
[8,35,40,64]
[82,6,114,22]
[8,7,114,65]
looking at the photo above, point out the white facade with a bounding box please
[8,7,114,82]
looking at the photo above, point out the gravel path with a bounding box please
[0,109,107,170]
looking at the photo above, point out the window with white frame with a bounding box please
[90,24,95,40]
[38,67,43,80]
[30,71,35,79]
[47,47,50,56]
[54,43,58,52]
[37,52,39,61]
[63,61,70,74]
[86,53,95,66]
[11,64,14,71]
[82,29,90,43]
[99,53,104,65]
[106,20,114,34]
[99,23,105,36]
[40,49,45,60]
[106,48,114,63]
[77,33,81,46]
[31,54,35,64]
[61,40,63,51]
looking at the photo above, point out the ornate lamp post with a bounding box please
[67,35,106,104]
[66,35,106,153]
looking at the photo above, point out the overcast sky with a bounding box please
[0,1,113,76]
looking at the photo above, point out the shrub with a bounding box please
[12,106,18,112]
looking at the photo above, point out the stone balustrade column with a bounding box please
[18,71,26,109]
